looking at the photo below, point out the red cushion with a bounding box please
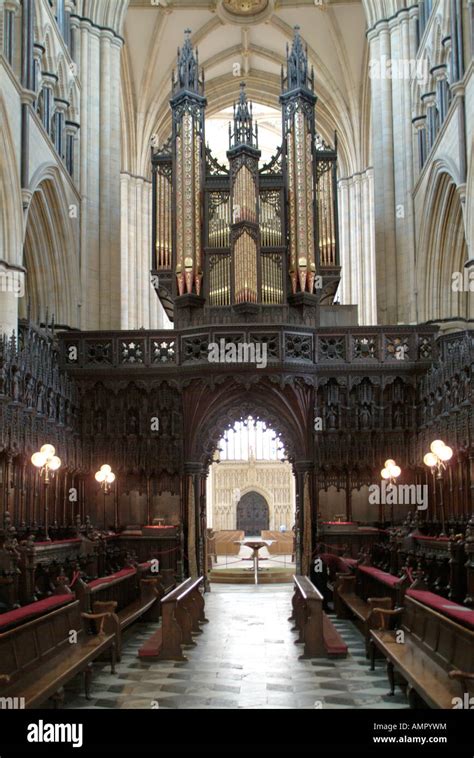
[342,557,358,567]
[319,553,351,575]
[0,595,74,632]
[359,566,400,587]
[407,589,474,629]
[414,535,450,542]
[88,567,136,589]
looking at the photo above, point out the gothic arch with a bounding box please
[0,95,23,267]
[22,167,80,327]
[417,164,468,323]
[239,483,274,509]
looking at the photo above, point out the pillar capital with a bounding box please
[184,462,204,475]
[294,460,314,474]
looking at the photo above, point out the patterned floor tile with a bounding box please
[64,584,409,711]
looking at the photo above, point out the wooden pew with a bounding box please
[138,576,207,662]
[290,575,325,658]
[334,573,392,656]
[369,594,474,708]
[0,599,116,708]
[74,566,160,660]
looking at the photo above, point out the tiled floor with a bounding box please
[64,584,408,710]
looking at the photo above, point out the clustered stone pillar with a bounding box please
[72,16,123,330]
[366,6,419,325]
[120,174,166,329]
[338,168,376,325]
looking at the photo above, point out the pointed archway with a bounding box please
[237,491,270,535]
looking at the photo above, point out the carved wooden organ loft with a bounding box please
[151,27,341,324]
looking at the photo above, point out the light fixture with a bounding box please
[95,464,116,531]
[423,439,453,537]
[424,440,453,477]
[95,464,116,495]
[381,459,401,484]
[31,443,62,541]
[31,444,62,484]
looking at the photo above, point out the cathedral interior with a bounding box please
[0,0,473,742]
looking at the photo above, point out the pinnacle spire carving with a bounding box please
[282,25,314,93]
[173,29,203,95]
[229,82,258,149]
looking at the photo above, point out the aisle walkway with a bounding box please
[66,585,408,709]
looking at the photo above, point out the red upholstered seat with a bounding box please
[342,557,358,567]
[319,552,351,575]
[0,594,74,632]
[138,561,153,570]
[358,565,400,587]
[88,567,136,589]
[407,589,474,629]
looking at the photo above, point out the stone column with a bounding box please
[338,168,376,324]
[366,7,419,324]
[412,115,427,171]
[53,97,68,160]
[120,172,170,329]
[367,22,397,324]
[74,18,123,330]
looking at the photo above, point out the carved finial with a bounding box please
[229,81,258,149]
[174,28,201,94]
[283,25,313,93]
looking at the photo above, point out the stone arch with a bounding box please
[0,96,23,268]
[239,482,274,507]
[417,164,469,324]
[78,0,130,36]
[0,94,25,336]
[236,490,270,535]
[22,167,80,328]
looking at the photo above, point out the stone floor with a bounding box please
[64,584,409,710]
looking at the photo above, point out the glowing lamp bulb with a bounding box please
[95,471,106,483]
[430,440,445,456]
[384,459,396,469]
[106,473,116,484]
[424,452,437,467]
[48,456,61,471]
[100,464,112,475]
[438,445,453,461]
[40,444,55,459]
[381,468,390,479]
[31,452,47,468]
[390,465,401,478]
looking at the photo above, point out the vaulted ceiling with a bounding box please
[120,0,372,177]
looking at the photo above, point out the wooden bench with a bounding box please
[369,594,474,708]
[290,575,325,658]
[74,566,160,660]
[0,599,116,708]
[290,575,348,658]
[138,576,207,661]
[334,573,392,656]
